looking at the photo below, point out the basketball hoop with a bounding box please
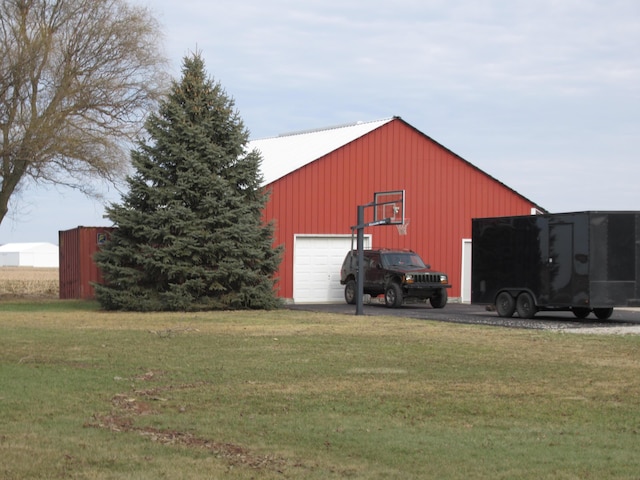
[396,218,410,235]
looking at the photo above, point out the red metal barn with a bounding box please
[252,116,544,304]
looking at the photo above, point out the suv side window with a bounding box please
[367,252,381,269]
[380,253,395,267]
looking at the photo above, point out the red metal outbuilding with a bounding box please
[59,226,115,299]
[254,117,544,304]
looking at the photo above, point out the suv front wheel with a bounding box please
[430,288,448,308]
[344,279,356,305]
[385,283,403,308]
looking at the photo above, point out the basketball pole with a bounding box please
[356,205,365,315]
[354,205,391,315]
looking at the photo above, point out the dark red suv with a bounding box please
[340,249,450,308]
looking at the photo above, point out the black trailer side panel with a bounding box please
[547,213,590,307]
[471,215,548,305]
[472,212,640,309]
[589,212,640,306]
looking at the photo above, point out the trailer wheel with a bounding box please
[516,292,536,319]
[385,283,403,308]
[495,292,516,317]
[572,307,591,319]
[593,308,613,320]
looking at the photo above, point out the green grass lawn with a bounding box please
[1,300,639,479]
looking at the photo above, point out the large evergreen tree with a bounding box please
[94,54,282,311]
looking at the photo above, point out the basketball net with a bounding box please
[396,218,410,235]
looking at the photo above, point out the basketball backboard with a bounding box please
[373,190,405,225]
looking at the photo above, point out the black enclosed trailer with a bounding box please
[471,212,640,319]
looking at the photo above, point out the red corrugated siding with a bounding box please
[264,118,537,300]
[59,228,80,299]
[59,227,115,299]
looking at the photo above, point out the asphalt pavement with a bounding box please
[286,301,640,331]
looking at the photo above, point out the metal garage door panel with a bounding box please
[293,235,370,303]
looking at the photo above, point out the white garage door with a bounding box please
[293,235,371,303]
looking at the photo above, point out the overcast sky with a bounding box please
[2,0,639,245]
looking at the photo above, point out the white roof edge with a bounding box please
[249,117,396,185]
[257,117,395,141]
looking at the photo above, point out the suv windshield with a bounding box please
[381,252,426,269]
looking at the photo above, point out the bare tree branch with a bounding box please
[0,0,168,225]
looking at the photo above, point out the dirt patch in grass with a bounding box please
[87,412,288,471]
[85,375,293,474]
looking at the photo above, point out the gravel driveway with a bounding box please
[287,302,640,334]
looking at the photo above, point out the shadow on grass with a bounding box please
[0,297,100,312]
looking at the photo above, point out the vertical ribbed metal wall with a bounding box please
[263,118,539,300]
[59,227,115,299]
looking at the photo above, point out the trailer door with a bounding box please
[547,215,590,307]
[547,222,574,305]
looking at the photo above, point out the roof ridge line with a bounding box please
[252,117,395,141]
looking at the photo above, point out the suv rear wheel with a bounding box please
[344,279,356,305]
[385,282,403,308]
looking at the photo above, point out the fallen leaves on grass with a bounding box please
[85,379,289,473]
[87,412,285,470]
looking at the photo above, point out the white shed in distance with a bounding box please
[0,243,59,268]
